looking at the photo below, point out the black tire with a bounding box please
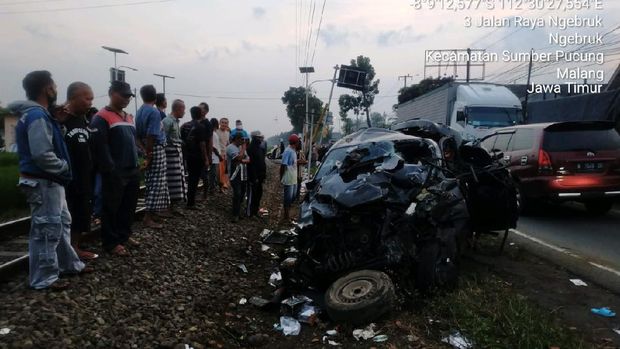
[324,270,396,325]
[584,200,613,215]
[416,241,458,292]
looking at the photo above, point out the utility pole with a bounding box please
[523,48,534,123]
[299,66,315,176]
[153,73,175,94]
[466,48,471,83]
[398,74,412,89]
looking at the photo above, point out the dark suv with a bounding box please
[479,121,620,214]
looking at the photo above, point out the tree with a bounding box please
[338,55,380,129]
[397,77,454,105]
[281,87,324,134]
[0,102,9,149]
[370,112,394,129]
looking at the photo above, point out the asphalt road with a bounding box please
[516,202,620,271]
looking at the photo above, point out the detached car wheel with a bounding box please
[325,270,396,325]
[584,200,613,215]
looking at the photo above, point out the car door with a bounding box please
[507,128,537,180]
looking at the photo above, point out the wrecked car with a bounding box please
[282,127,517,324]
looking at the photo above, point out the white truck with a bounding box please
[396,82,523,141]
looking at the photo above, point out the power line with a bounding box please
[0,0,82,6]
[0,0,173,14]
[303,0,317,66]
[310,0,326,67]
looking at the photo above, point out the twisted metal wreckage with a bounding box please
[273,125,518,325]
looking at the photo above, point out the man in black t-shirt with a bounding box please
[181,106,209,209]
[61,82,98,260]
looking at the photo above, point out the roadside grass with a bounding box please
[0,152,28,221]
[422,273,586,349]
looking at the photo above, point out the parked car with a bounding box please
[478,121,620,214]
[285,128,517,324]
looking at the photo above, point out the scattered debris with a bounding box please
[298,304,319,324]
[260,244,271,252]
[569,279,588,287]
[249,296,271,308]
[239,298,247,305]
[280,257,297,270]
[237,264,248,273]
[325,339,341,346]
[325,329,338,336]
[281,295,312,317]
[279,316,301,336]
[613,328,620,336]
[373,334,388,343]
[268,270,282,287]
[260,229,272,239]
[262,231,290,245]
[353,323,377,341]
[591,307,616,317]
[442,331,473,349]
[0,328,10,336]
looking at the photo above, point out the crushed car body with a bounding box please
[278,127,518,324]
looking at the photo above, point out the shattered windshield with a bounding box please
[314,140,432,181]
[467,107,523,128]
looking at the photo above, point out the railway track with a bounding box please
[0,187,148,280]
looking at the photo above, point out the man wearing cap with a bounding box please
[90,81,140,257]
[136,85,171,229]
[280,134,306,221]
[247,130,266,218]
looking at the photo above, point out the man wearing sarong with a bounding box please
[136,85,170,229]
[163,99,187,212]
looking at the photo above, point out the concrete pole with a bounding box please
[305,72,309,176]
[114,53,118,81]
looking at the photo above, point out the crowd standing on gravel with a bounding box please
[8,70,285,291]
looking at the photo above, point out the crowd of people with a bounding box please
[8,70,304,291]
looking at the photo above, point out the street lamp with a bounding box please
[119,65,138,72]
[119,66,139,115]
[153,73,175,94]
[102,45,128,81]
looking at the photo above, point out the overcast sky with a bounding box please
[1,0,619,137]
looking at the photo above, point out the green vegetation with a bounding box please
[0,152,28,221]
[423,274,585,349]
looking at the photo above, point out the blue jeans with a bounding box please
[19,178,85,289]
[283,184,298,208]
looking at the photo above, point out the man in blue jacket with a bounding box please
[9,70,87,290]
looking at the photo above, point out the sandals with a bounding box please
[47,280,71,291]
[126,237,141,248]
[77,249,99,261]
[110,244,130,257]
[79,266,95,275]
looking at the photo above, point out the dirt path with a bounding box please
[0,161,618,348]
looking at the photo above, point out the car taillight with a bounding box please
[538,149,553,174]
